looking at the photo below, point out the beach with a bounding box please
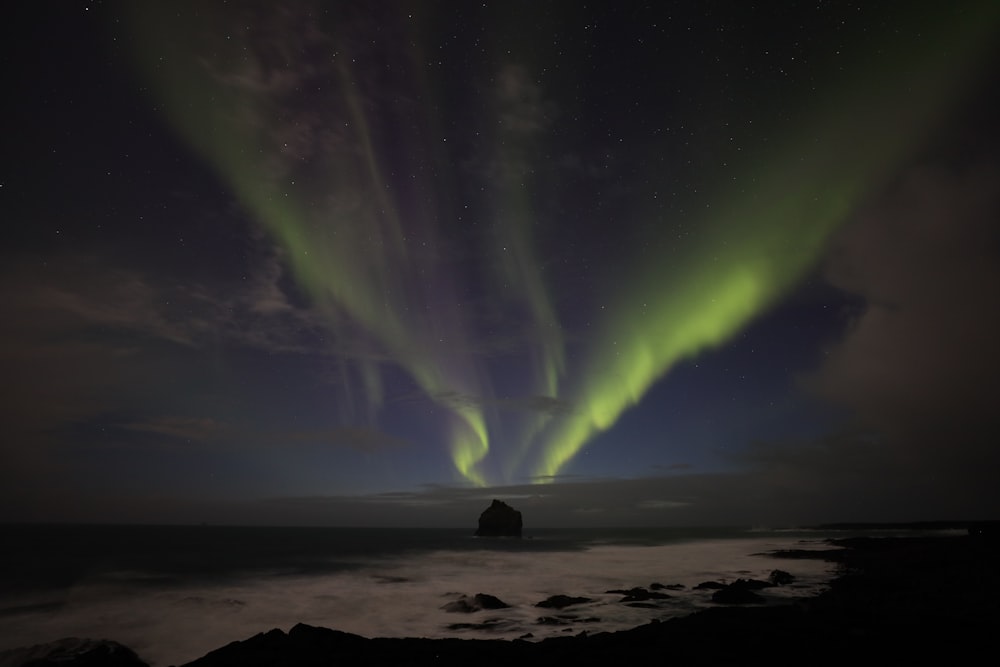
[177,531,1000,665]
[0,526,834,665]
[3,527,997,665]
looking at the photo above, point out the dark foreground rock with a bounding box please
[710,582,765,604]
[649,582,684,591]
[534,595,592,609]
[0,638,148,667]
[171,534,1000,665]
[441,593,510,613]
[769,569,795,585]
[605,587,672,602]
[10,535,990,665]
[474,499,523,537]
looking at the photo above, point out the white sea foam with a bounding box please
[0,536,834,666]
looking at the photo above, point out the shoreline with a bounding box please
[6,532,997,665]
[179,533,1000,665]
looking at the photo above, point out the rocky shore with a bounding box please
[5,532,998,666]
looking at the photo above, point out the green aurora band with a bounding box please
[125,2,999,486]
[125,3,503,485]
[530,3,1000,479]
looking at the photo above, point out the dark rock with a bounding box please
[649,582,683,590]
[1,638,149,667]
[537,616,573,626]
[735,578,773,590]
[536,613,600,626]
[474,499,523,537]
[535,595,592,609]
[769,569,795,585]
[182,625,369,667]
[447,619,512,632]
[766,548,848,560]
[623,591,671,602]
[441,597,479,613]
[474,593,510,609]
[168,535,1000,666]
[606,587,671,602]
[711,587,765,604]
[711,579,768,604]
[694,580,726,590]
[441,593,510,613]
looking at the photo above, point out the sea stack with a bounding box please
[474,499,523,537]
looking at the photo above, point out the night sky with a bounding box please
[2,1,999,527]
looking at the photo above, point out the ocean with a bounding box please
[0,525,842,666]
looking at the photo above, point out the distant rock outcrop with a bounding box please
[474,499,523,537]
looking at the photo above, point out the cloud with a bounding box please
[120,416,408,452]
[401,390,574,417]
[0,249,319,444]
[0,255,189,346]
[651,463,695,473]
[6,450,992,525]
[636,499,692,510]
[0,245,398,499]
[0,249,333,357]
[249,467,967,527]
[250,475,781,526]
[495,65,555,136]
[302,427,409,451]
[121,416,231,442]
[807,162,1000,450]
[775,160,1000,517]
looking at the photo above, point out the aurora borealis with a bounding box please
[2,1,999,525]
